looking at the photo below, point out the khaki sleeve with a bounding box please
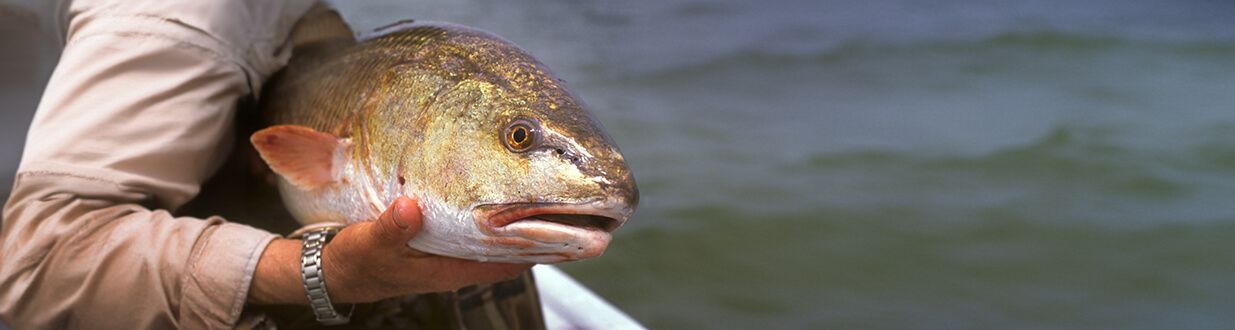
[0,0,314,329]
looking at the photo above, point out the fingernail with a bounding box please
[392,200,410,229]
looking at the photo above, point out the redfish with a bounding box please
[251,18,637,264]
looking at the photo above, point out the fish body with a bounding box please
[252,20,637,263]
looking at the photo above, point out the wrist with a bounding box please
[248,239,307,305]
[301,227,352,325]
[319,233,376,304]
[318,238,354,302]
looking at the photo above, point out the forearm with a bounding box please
[249,239,308,305]
[0,0,319,328]
[0,175,276,329]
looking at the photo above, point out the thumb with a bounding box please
[363,196,424,248]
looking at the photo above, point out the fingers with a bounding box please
[320,197,422,302]
[367,196,423,248]
[322,196,534,297]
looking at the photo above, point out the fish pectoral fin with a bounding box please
[250,125,351,190]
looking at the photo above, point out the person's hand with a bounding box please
[322,197,532,303]
[248,197,532,305]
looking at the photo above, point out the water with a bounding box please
[6,0,1235,328]
[342,1,1235,328]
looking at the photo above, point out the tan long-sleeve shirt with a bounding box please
[0,0,315,328]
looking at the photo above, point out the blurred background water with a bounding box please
[5,0,1235,328]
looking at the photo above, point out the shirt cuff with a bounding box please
[179,221,278,329]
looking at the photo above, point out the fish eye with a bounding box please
[503,118,540,152]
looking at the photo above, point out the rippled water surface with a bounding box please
[5,0,1235,328]
[342,1,1235,328]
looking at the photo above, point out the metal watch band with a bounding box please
[301,227,352,326]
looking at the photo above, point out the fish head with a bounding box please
[255,23,638,263]
[385,25,639,263]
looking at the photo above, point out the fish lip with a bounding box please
[471,202,630,262]
[474,202,628,234]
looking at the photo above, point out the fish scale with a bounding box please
[254,18,638,264]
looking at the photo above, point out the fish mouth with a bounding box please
[480,202,625,233]
[473,202,629,261]
[531,213,619,232]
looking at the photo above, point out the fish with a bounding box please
[250,11,638,264]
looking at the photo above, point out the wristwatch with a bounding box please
[301,227,352,326]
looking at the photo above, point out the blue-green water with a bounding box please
[4,0,1234,328]
[333,0,1235,328]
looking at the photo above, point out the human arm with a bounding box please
[0,1,317,328]
[0,1,531,328]
[248,197,531,305]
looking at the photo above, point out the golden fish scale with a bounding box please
[261,24,636,211]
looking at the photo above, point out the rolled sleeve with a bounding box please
[0,0,314,328]
[181,222,277,329]
[1,173,278,328]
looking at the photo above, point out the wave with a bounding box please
[799,127,1134,176]
[793,125,1235,199]
[619,31,1235,82]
